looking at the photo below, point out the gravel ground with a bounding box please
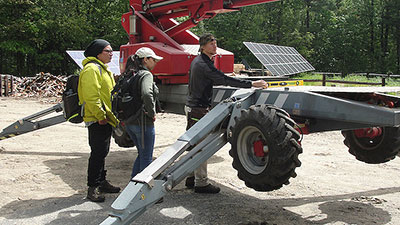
[1,97,400,225]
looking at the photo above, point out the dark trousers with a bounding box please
[87,122,112,187]
[186,107,210,130]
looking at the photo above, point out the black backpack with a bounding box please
[111,71,145,122]
[62,75,83,123]
[62,61,101,123]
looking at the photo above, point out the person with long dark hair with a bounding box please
[121,47,163,178]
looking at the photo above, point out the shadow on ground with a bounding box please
[0,147,396,225]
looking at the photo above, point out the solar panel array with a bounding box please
[66,50,121,75]
[243,42,314,76]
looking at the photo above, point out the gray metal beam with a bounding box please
[0,104,66,140]
[212,87,400,132]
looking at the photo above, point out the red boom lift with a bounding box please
[119,0,278,86]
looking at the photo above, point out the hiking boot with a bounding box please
[87,186,105,202]
[185,176,195,189]
[99,180,121,193]
[194,184,220,194]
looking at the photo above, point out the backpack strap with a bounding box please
[136,71,147,147]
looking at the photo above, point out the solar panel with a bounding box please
[66,50,121,75]
[243,42,315,76]
[181,44,233,55]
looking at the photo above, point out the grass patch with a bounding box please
[293,73,400,87]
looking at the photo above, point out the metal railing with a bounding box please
[0,75,14,97]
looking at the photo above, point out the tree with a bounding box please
[0,0,41,76]
[1,0,399,76]
[0,0,127,76]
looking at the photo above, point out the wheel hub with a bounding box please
[351,127,385,151]
[237,126,269,174]
[253,140,267,157]
[354,127,382,139]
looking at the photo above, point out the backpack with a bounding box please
[112,122,135,148]
[111,71,145,122]
[62,61,101,123]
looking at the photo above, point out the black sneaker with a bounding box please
[87,186,105,202]
[194,184,220,194]
[99,180,121,193]
[185,176,195,189]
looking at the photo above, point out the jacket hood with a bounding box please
[82,57,111,72]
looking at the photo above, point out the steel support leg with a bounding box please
[100,89,257,225]
[0,103,66,140]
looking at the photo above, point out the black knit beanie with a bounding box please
[84,39,110,57]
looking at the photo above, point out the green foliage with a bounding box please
[0,0,399,76]
[0,0,127,76]
[195,0,400,75]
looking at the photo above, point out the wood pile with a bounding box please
[13,72,67,98]
[233,64,245,74]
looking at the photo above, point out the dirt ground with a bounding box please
[1,97,400,225]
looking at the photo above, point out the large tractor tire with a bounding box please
[342,127,400,164]
[229,105,302,192]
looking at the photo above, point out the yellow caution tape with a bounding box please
[0,134,17,140]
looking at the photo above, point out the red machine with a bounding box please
[119,0,278,84]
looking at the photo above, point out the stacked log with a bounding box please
[13,72,67,98]
[0,75,14,97]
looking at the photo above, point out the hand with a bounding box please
[98,119,108,125]
[251,80,268,88]
[144,112,156,122]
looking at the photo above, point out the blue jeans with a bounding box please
[125,124,155,178]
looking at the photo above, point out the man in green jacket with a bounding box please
[78,39,120,202]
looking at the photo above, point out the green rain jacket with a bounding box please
[78,57,118,127]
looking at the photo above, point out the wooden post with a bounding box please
[4,75,9,96]
[10,75,13,95]
[322,74,326,86]
[0,75,2,97]
[382,76,386,87]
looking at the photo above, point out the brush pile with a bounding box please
[13,72,67,98]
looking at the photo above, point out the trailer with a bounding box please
[2,0,400,224]
[2,85,400,224]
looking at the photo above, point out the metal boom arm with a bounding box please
[100,89,256,225]
[0,103,66,140]
[119,0,280,84]
[127,0,279,43]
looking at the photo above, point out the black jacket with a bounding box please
[186,53,252,108]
